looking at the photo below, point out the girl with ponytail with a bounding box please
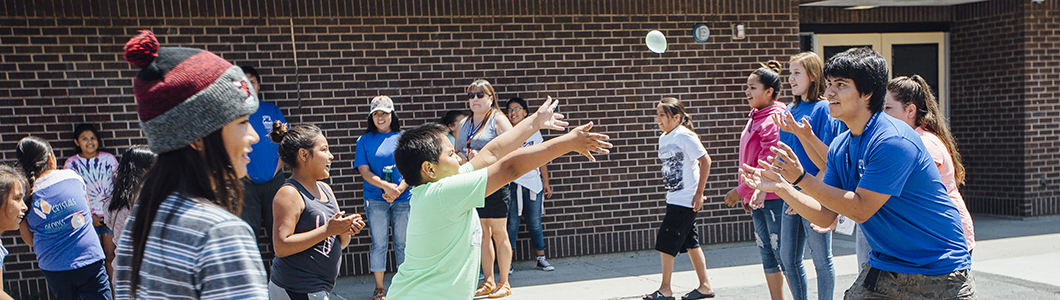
[16,136,112,299]
[774,52,840,300]
[725,60,788,300]
[643,97,715,300]
[884,75,974,251]
[269,121,365,299]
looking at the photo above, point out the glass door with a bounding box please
[814,32,949,118]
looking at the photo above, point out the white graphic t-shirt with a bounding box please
[658,126,708,208]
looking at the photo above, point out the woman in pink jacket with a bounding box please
[724,60,788,300]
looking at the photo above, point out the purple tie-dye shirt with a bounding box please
[64,152,118,217]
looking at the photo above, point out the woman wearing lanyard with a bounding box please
[455,79,515,298]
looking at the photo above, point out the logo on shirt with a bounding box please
[314,213,335,256]
[661,151,685,192]
[70,213,86,229]
[857,159,866,179]
[262,115,273,130]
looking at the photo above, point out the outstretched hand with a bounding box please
[766,142,805,183]
[739,163,789,194]
[772,112,815,138]
[530,96,568,131]
[563,122,612,162]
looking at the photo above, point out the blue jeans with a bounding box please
[507,183,545,252]
[752,199,785,274]
[365,199,410,273]
[856,224,871,272]
[41,259,112,300]
[780,203,835,300]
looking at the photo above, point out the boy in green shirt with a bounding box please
[387,97,611,299]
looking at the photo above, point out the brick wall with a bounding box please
[0,0,800,298]
[1019,1,1060,216]
[950,0,1060,217]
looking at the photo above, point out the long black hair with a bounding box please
[14,136,54,191]
[108,146,156,213]
[128,130,244,297]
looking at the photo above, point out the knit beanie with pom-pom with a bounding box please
[124,29,258,154]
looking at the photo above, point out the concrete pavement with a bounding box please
[332,214,1060,299]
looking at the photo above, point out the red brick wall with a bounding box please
[1020,1,1060,216]
[0,0,800,298]
[950,0,1060,217]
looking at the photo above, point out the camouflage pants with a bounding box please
[844,263,977,300]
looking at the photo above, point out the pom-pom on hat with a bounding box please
[124,30,258,153]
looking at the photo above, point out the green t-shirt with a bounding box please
[386,163,486,300]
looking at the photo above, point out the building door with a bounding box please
[813,32,950,117]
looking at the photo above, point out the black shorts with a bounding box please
[654,204,701,256]
[476,186,510,219]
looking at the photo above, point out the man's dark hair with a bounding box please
[394,123,449,186]
[823,47,889,113]
[240,65,260,81]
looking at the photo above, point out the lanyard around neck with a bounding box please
[466,110,493,156]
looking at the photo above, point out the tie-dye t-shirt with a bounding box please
[64,152,118,217]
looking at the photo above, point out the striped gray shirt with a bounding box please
[113,193,267,299]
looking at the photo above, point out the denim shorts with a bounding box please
[94,223,113,235]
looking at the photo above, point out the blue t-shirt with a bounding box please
[354,131,411,203]
[26,169,105,271]
[823,113,970,275]
[780,100,843,176]
[247,101,287,184]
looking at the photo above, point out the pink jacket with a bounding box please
[737,102,786,202]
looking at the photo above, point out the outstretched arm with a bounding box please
[739,142,889,225]
[470,96,566,170]
[484,123,611,196]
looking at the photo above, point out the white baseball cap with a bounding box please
[370,96,394,114]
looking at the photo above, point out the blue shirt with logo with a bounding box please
[247,101,287,184]
[355,131,411,203]
[823,112,970,275]
[26,170,105,271]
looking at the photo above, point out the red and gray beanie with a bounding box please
[124,30,258,153]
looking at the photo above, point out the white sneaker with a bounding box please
[536,257,555,271]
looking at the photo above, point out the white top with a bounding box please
[658,126,708,208]
[511,131,544,194]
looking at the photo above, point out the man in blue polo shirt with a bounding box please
[239,65,287,239]
[739,48,975,299]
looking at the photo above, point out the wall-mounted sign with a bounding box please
[693,23,710,43]
[733,23,745,40]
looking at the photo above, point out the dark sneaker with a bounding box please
[536,257,555,271]
[508,264,514,275]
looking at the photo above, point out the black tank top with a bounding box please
[269,179,341,293]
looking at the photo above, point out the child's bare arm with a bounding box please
[470,96,566,170]
[484,122,611,195]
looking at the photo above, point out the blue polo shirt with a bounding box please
[823,112,970,275]
[246,101,286,184]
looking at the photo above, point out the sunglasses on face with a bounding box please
[468,92,488,99]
